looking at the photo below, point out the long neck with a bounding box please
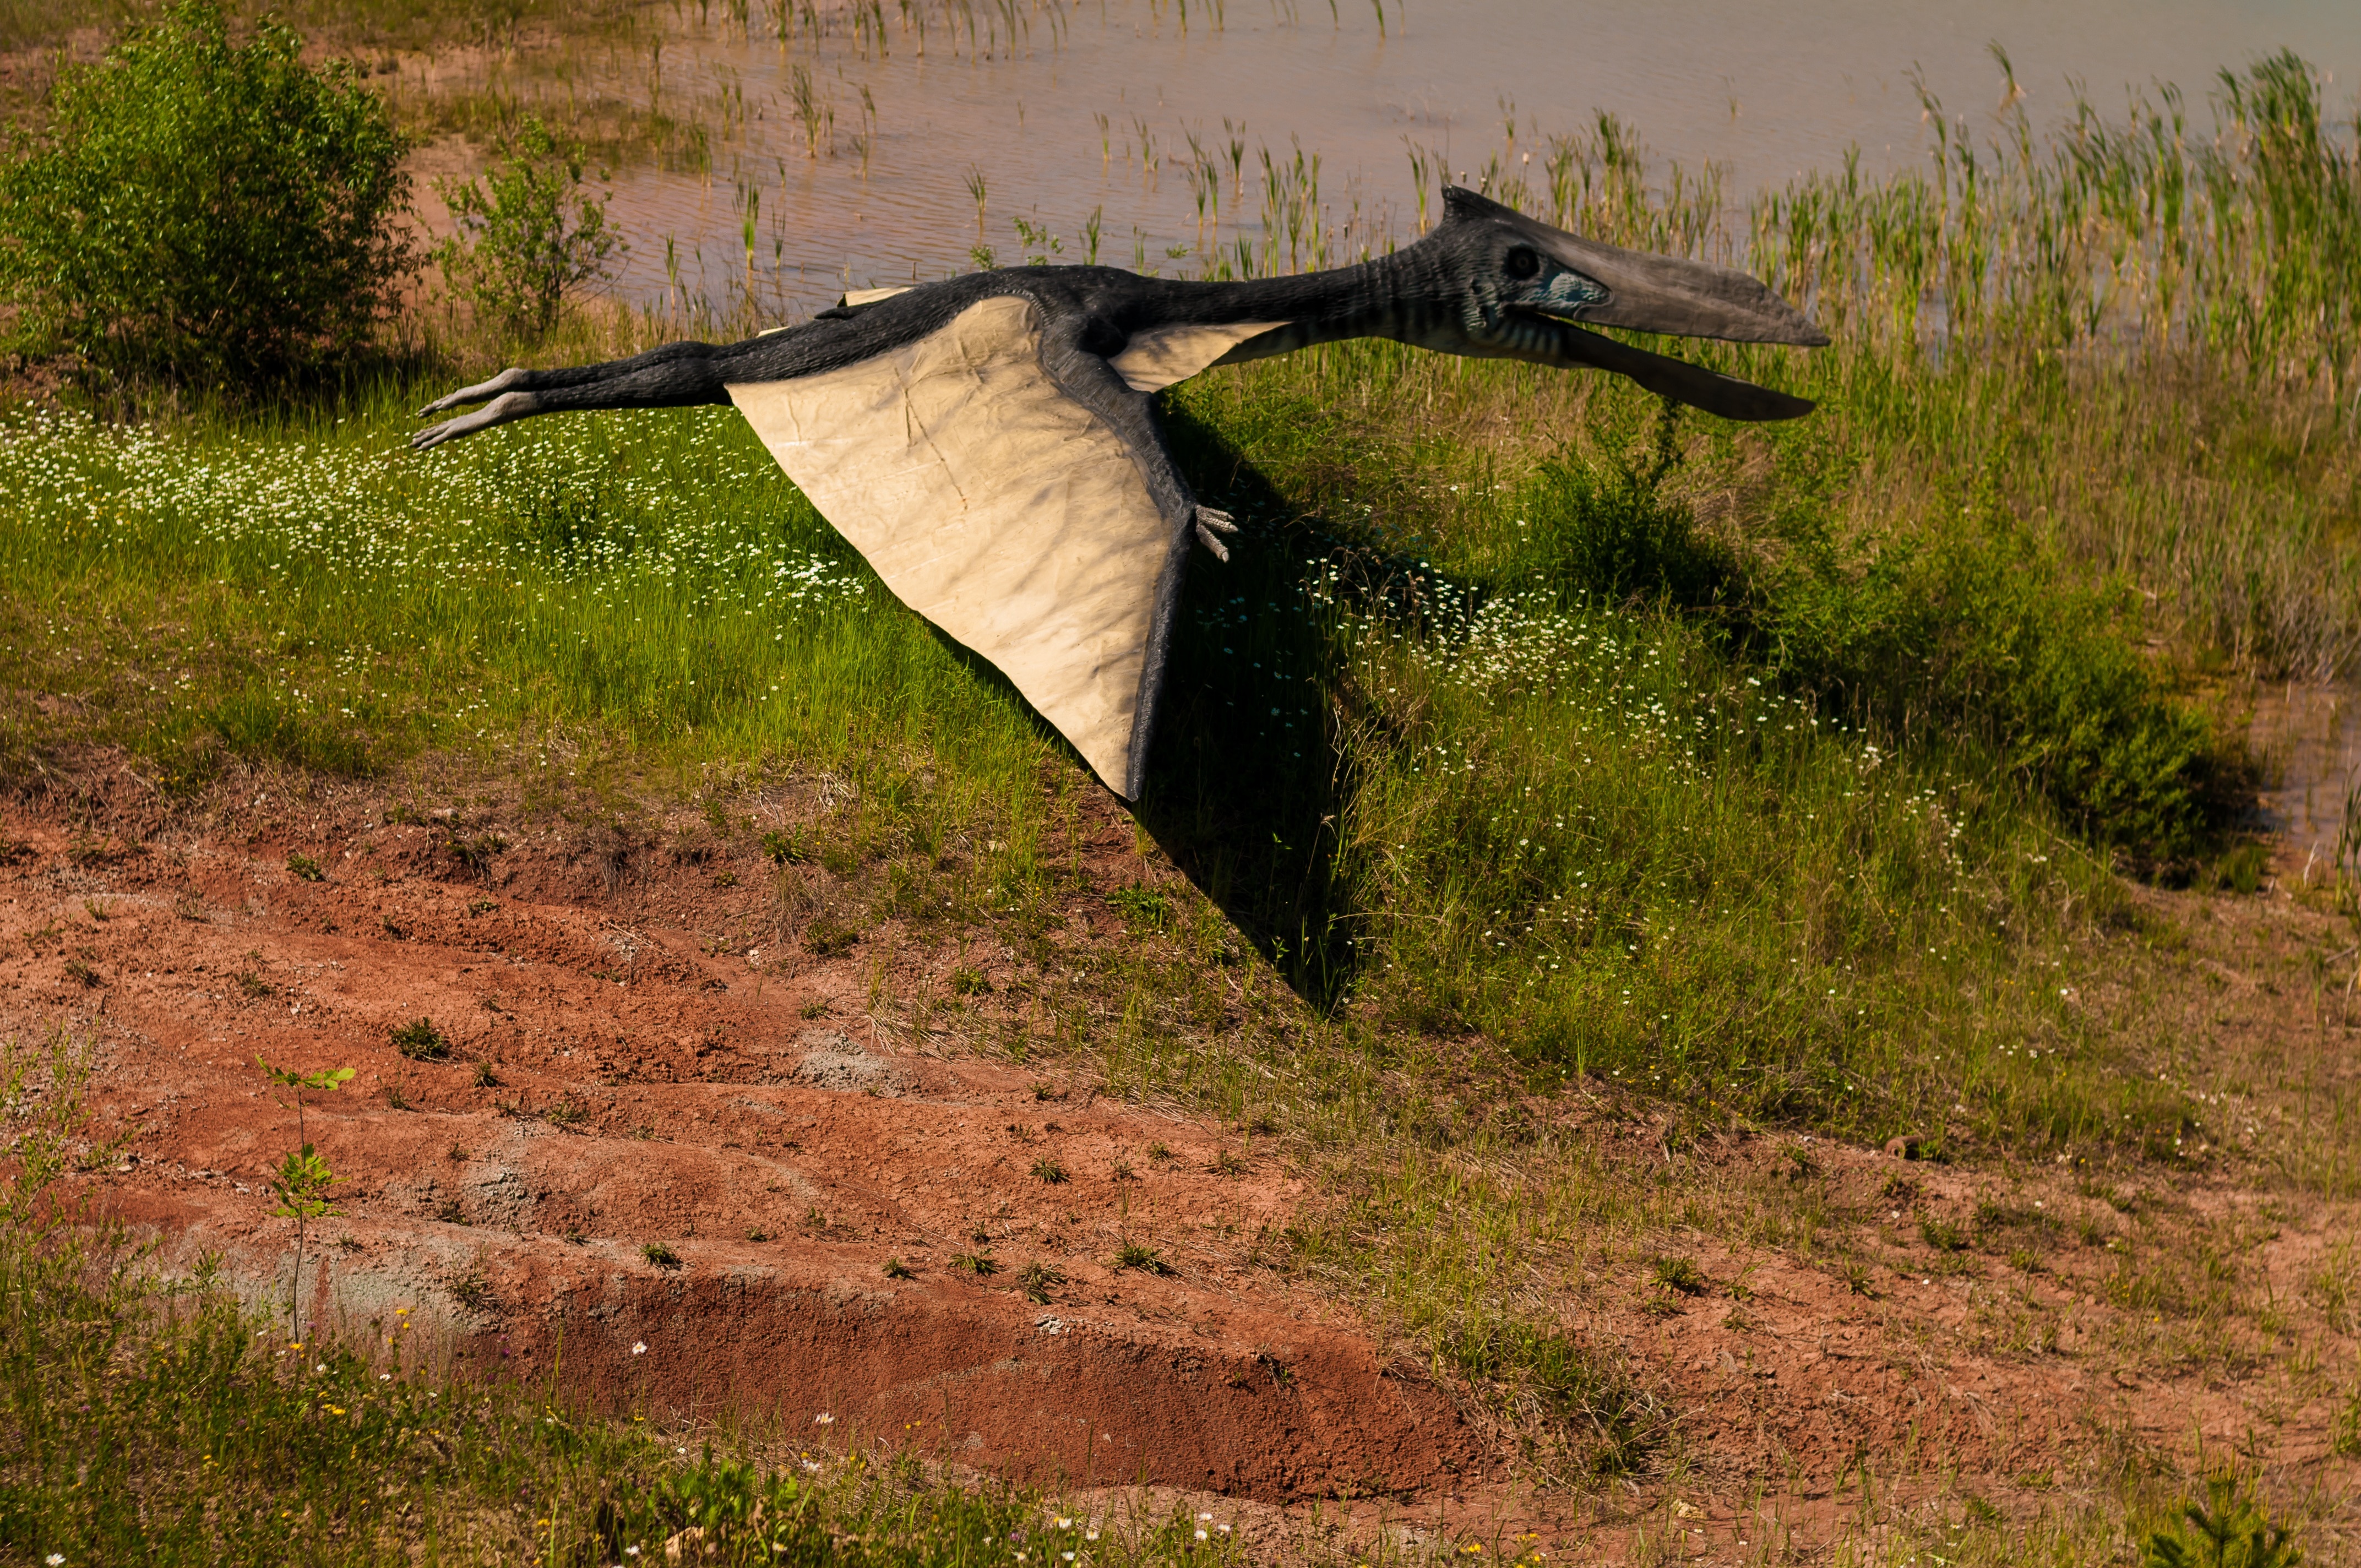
[1156,237,1455,355]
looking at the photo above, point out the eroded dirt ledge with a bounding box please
[0,778,1475,1503]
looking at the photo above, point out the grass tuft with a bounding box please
[389,1017,447,1061]
[801,917,859,959]
[1016,1260,1064,1304]
[1111,1242,1172,1276]
[1648,1255,1708,1295]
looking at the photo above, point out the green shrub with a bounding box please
[1648,1254,1709,1294]
[435,117,618,337]
[1756,525,2222,866]
[1107,883,1172,930]
[627,1445,824,1565]
[1509,421,2225,868]
[1016,1260,1064,1304]
[1523,432,1738,610]
[0,2,414,386]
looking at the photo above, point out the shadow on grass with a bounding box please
[903,402,1364,1009]
[1134,401,1364,1010]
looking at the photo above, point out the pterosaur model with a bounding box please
[413,187,1826,798]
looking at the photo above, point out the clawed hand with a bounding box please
[1194,506,1239,562]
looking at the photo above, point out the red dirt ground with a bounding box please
[0,777,1481,1506]
[7,766,2361,1560]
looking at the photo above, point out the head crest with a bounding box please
[1438,186,1519,225]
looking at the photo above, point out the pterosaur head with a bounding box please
[1414,186,1827,419]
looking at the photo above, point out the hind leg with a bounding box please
[414,339,739,417]
[410,390,543,450]
[410,347,736,450]
[416,366,531,417]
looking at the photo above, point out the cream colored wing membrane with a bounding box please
[1109,320,1289,393]
[728,296,1169,797]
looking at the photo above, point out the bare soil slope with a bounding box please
[0,772,1474,1504]
[7,764,2361,1559]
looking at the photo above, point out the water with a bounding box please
[508,0,2361,318]
[2251,684,2361,869]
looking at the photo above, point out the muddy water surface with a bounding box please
[550,0,2361,315]
[2251,683,2361,868]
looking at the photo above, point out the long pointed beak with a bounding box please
[1540,230,1827,346]
[1555,323,1815,421]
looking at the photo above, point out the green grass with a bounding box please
[0,311,2242,1152]
[0,286,2318,1549]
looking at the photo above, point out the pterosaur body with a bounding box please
[413,187,1826,797]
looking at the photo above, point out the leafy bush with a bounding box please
[435,117,619,337]
[1516,436,2226,867]
[619,1445,822,1567]
[1523,432,1738,611]
[1757,527,2223,865]
[0,2,414,385]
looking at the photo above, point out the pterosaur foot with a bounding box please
[410,391,536,450]
[415,367,528,418]
[1193,506,1239,562]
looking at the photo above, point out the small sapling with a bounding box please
[256,1054,355,1342]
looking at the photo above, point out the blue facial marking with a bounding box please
[1531,266,1610,317]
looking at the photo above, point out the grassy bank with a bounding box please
[6,23,2361,1566]
[0,334,2209,1155]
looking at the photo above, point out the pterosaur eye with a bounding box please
[1503,246,1541,282]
